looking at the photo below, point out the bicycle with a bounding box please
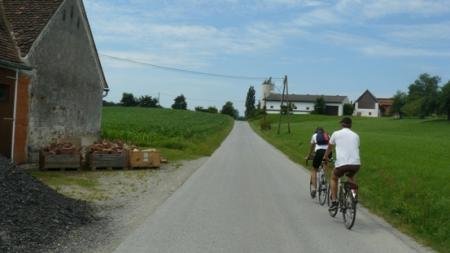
[306,155,328,205]
[327,177,358,229]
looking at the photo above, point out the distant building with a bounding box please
[260,80,349,116]
[353,90,393,117]
[0,0,108,163]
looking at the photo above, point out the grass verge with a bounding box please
[250,114,450,252]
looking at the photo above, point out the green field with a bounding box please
[102,107,234,160]
[250,115,450,252]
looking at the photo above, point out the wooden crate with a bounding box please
[129,149,161,168]
[39,151,81,171]
[87,152,128,170]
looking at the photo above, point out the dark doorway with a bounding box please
[325,105,338,116]
[0,68,15,158]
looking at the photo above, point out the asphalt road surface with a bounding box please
[113,122,432,253]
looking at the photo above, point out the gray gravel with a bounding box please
[113,121,433,253]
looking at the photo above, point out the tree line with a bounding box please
[103,93,240,119]
[392,73,450,120]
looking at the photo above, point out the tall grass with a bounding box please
[250,115,450,252]
[102,107,234,160]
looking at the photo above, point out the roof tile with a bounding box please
[2,0,64,57]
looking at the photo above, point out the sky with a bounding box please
[84,0,450,114]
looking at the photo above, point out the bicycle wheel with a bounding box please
[318,176,327,205]
[342,191,357,229]
[328,189,338,217]
[326,183,331,207]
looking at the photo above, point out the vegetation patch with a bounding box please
[102,107,234,161]
[250,114,450,252]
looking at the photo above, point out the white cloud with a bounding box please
[360,0,450,18]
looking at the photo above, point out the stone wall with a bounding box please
[25,0,104,161]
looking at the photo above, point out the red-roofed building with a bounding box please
[0,0,108,163]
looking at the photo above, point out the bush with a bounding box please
[260,118,272,131]
[343,103,354,115]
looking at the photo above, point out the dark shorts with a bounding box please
[312,149,326,169]
[334,165,360,178]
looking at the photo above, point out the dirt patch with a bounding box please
[0,156,95,253]
[41,158,208,253]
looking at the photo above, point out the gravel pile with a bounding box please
[0,156,95,253]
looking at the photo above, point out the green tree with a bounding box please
[172,95,187,110]
[207,106,218,114]
[221,101,238,119]
[120,93,138,106]
[245,86,256,118]
[138,95,159,108]
[407,73,440,118]
[440,81,450,120]
[343,103,354,116]
[313,96,326,114]
[280,102,295,115]
[392,91,407,118]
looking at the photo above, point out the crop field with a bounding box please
[250,115,450,252]
[102,107,234,160]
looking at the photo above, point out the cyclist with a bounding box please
[323,117,360,212]
[305,127,330,198]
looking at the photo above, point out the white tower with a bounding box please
[261,78,274,108]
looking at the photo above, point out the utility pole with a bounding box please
[277,75,291,134]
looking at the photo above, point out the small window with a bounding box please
[270,106,274,109]
[70,6,74,19]
[62,9,66,21]
[306,107,310,110]
[0,84,9,101]
[77,18,80,29]
[369,112,372,116]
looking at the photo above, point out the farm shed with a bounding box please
[260,81,349,116]
[0,0,108,163]
[353,90,393,117]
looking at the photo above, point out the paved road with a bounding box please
[114,122,432,253]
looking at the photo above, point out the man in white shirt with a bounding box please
[323,117,360,211]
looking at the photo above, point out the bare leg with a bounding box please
[331,173,338,201]
[311,168,317,189]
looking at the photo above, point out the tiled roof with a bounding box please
[265,93,348,103]
[0,4,21,63]
[2,0,63,57]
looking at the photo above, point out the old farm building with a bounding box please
[260,80,349,116]
[0,0,108,163]
[353,90,393,117]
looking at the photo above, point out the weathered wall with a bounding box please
[354,102,379,117]
[25,0,104,161]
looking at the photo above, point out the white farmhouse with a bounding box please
[260,81,349,116]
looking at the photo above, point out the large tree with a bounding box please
[172,95,187,110]
[440,81,450,120]
[407,73,440,118]
[245,86,256,118]
[221,101,238,119]
[313,96,326,114]
[392,91,407,118]
[121,93,138,106]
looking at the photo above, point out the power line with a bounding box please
[158,92,245,103]
[101,54,283,81]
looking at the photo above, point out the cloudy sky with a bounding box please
[84,0,450,114]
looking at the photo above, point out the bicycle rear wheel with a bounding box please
[342,191,357,229]
[326,183,331,207]
[318,176,327,205]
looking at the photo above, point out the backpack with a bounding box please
[316,131,329,145]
